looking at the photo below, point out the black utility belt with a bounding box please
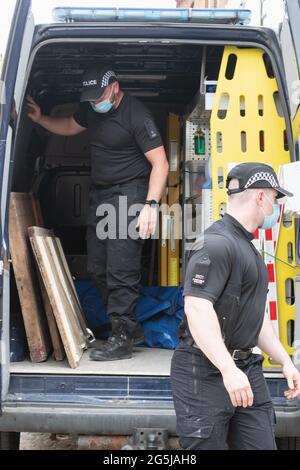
[229,349,253,361]
[181,337,253,361]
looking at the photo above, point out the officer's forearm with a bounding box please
[258,313,291,366]
[38,115,76,136]
[145,147,169,202]
[185,296,236,375]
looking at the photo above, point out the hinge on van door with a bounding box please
[122,428,169,450]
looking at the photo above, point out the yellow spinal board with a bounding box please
[210,46,299,366]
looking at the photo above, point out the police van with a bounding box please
[0,0,300,450]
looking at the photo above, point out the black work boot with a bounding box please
[89,320,133,361]
[131,322,145,345]
[95,319,145,346]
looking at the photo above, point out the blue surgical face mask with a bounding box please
[259,193,280,230]
[90,87,115,114]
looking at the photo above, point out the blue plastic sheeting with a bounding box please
[75,281,184,349]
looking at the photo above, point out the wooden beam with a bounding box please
[9,193,51,362]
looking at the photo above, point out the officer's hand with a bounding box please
[222,366,254,407]
[26,95,42,123]
[282,361,300,400]
[136,205,157,239]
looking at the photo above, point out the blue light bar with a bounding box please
[53,7,251,25]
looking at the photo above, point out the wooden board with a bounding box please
[10,194,64,362]
[54,237,89,334]
[29,227,89,340]
[38,267,65,361]
[30,234,83,368]
[29,227,88,368]
[9,193,50,362]
[27,219,65,361]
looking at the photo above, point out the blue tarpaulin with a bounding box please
[75,281,184,349]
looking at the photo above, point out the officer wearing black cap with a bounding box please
[27,66,169,361]
[171,162,300,450]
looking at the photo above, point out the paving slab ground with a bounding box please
[20,433,77,450]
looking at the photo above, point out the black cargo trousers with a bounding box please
[86,177,149,331]
[170,347,277,450]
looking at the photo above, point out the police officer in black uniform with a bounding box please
[27,66,169,361]
[171,162,300,450]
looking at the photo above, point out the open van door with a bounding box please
[281,0,300,143]
[281,2,300,407]
[0,0,33,410]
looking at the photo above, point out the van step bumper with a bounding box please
[1,374,299,437]
[0,403,177,435]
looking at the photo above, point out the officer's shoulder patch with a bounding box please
[191,254,211,288]
[144,118,159,140]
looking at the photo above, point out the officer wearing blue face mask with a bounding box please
[74,66,169,361]
[259,191,281,230]
[171,162,300,450]
[26,66,169,361]
[89,81,116,114]
[225,162,285,231]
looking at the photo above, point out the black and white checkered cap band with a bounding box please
[244,172,279,189]
[101,71,117,87]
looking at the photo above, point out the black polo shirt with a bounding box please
[73,93,163,185]
[183,214,269,349]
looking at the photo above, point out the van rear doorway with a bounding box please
[9,37,293,377]
[9,41,224,375]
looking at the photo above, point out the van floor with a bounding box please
[10,343,173,376]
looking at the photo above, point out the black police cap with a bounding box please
[80,66,117,102]
[226,162,293,199]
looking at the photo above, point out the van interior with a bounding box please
[8,40,276,376]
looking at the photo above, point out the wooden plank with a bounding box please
[27,226,65,361]
[54,237,90,335]
[30,235,83,368]
[46,236,86,348]
[10,194,64,361]
[29,229,84,345]
[36,266,65,361]
[28,227,89,342]
[54,237,95,344]
[9,193,50,362]
[29,228,88,368]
